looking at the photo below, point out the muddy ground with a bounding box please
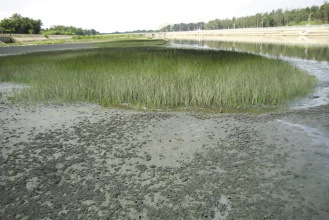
[0,84,328,219]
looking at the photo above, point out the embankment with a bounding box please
[154,25,329,45]
[0,36,15,43]
[0,34,73,43]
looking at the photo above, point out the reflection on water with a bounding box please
[171,39,329,62]
[284,58,329,108]
[170,39,329,109]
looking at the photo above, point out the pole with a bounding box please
[309,13,312,26]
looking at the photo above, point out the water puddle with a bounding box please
[283,58,329,109]
[0,83,28,101]
[277,119,329,148]
[214,195,231,220]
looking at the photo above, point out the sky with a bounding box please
[0,0,326,33]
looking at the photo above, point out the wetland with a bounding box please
[0,38,328,219]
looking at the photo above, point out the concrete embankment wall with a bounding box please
[155,25,329,45]
[0,34,73,43]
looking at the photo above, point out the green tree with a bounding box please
[274,9,284,26]
[322,1,329,23]
[0,13,42,34]
[161,2,328,32]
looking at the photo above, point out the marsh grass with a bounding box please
[0,40,316,110]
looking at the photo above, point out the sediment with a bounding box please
[1,92,328,219]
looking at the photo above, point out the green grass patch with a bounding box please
[0,40,316,110]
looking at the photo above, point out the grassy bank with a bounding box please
[0,33,148,47]
[0,39,316,110]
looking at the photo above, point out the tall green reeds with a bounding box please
[0,40,316,110]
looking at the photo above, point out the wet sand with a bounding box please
[1,84,328,219]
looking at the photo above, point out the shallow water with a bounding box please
[284,58,329,108]
[277,119,329,148]
[170,40,329,109]
[170,39,329,62]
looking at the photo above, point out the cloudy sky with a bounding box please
[0,0,325,33]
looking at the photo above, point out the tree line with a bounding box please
[0,14,42,34]
[0,13,99,35]
[42,26,99,35]
[159,2,329,32]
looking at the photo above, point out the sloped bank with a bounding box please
[0,36,15,43]
[0,34,73,43]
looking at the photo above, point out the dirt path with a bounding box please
[1,84,328,219]
[0,43,93,56]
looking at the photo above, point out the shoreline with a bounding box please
[153,26,329,46]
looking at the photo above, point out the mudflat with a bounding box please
[1,84,328,219]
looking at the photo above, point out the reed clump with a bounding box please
[0,40,316,110]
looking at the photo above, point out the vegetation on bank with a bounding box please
[42,25,100,36]
[0,40,316,110]
[0,33,148,47]
[159,2,329,31]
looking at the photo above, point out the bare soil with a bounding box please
[1,83,328,219]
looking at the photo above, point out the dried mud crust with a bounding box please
[1,102,329,219]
